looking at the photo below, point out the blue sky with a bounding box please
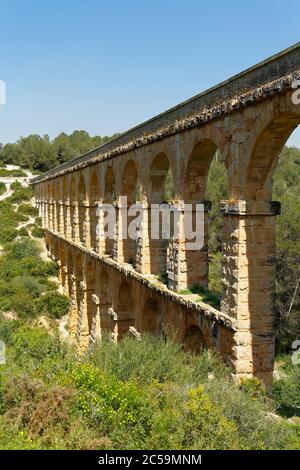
[0,0,300,145]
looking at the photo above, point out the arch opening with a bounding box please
[86,259,97,342]
[115,281,135,339]
[183,325,206,353]
[69,177,76,241]
[149,153,174,278]
[141,298,162,334]
[246,113,300,358]
[89,170,100,250]
[103,167,116,256]
[183,140,228,302]
[97,268,113,335]
[121,160,138,264]
[78,175,86,244]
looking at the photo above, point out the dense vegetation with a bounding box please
[0,143,299,449]
[0,130,119,173]
[0,324,299,450]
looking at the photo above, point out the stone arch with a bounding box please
[184,139,218,202]
[141,297,163,334]
[66,247,74,298]
[122,159,138,203]
[222,110,300,385]
[59,242,67,293]
[78,174,86,244]
[51,180,56,231]
[69,177,76,241]
[115,280,135,339]
[46,182,51,228]
[75,252,84,343]
[182,139,228,292]
[89,169,100,250]
[86,259,97,343]
[52,237,59,261]
[103,166,116,256]
[97,267,113,335]
[62,177,68,237]
[148,153,174,277]
[245,112,300,201]
[120,160,139,264]
[183,325,206,353]
[104,166,116,199]
[55,179,61,233]
[150,152,174,203]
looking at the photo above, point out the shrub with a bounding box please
[203,378,295,449]
[66,363,152,432]
[35,217,42,227]
[239,377,266,399]
[9,182,32,203]
[11,275,45,299]
[182,385,239,449]
[34,292,70,318]
[273,366,300,417]
[8,239,40,260]
[91,334,228,386]
[10,325,61,361]
[17,204,39,217]
[31,226,44,238]
[18,227,29,237]
[0,228,18,244]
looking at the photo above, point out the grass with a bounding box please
[179,284,220,309]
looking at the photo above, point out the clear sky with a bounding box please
[0,0,300,146]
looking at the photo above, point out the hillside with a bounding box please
[0,164,299,449]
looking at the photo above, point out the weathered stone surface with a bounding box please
[33,43,300,388]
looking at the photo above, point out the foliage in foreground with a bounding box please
[0,323,299,450]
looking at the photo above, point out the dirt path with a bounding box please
[17,215,36,231]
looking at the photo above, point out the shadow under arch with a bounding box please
[89,169,100,250]
[148,152,174,277]
[141,297,163,334]
[66,247,74,298]
[183,139,228,293]
[96,267,112,333]
[62,177,68,237]
[103,166,116,256]
[86,259,97,341]
[182,325,206,353]
[78,175,86,244]
[121,160,138,264]
[55,179,61,233]
[75,252,84,341]
[69,177,76,241]
[115,280,135,339]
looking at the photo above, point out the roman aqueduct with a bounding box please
[32,43,300,387]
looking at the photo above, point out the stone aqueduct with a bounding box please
[32,44,300,387]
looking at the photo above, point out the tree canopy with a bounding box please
[0,131,120,173]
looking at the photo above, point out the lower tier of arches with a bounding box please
[45,229,234,364]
